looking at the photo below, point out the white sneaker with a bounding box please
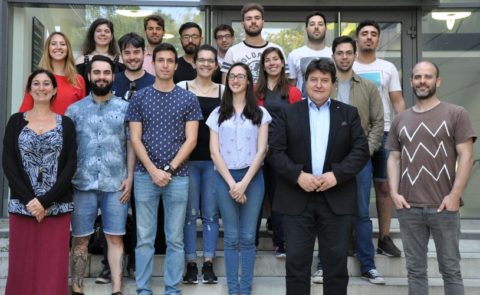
[361,269,386,285]
[311,269,323,284]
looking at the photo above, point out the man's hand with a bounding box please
[297,171,321,192]
[316,172,337,191]
[149,168,171,187]
[119,176,133,203]
[437,194,460,212]
[391,192,411,209]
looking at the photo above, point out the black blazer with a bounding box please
[268,99,369,216]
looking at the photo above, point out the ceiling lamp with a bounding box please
[432,11,471,30]
[116,9,153,17]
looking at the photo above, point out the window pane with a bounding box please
[10,4,203,112]
[421,10,480,217]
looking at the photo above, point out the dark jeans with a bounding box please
[283,195,355,295]
[398,207,464,295]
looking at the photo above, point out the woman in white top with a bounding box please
[206,62,271,295]
[177,44,224,284]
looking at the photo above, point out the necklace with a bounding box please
[194,80,216,96]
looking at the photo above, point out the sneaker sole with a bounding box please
[202,279,218,284]
[377,248,401,257]
[182,280,199,284]
[311,278,323,284]
[361,276,386,285]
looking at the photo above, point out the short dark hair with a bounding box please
[214,24,234,38]
[193,44,218,64]
[305,11,327,26]
[305,58,336,83]
[152,43,178,63]
[356,19,381,36]
[144,15,165,30]
[241,3,264,20]
[332,36,357,54]
[179,22,202,36]
[118,32,145,52]
[26,68,57,92]
[88,54,115,73]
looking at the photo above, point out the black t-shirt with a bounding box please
[263,88,290,122]
[173,56,196,84]
[186,82,221,161]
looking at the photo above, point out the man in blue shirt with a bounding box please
[126,43,202,295]
[113,32,155,100]
[68,55,135,295]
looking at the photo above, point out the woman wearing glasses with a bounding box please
[177,44,225,284]
[206,62,271,295]
[255,47,302,257]
[19,32,86,115]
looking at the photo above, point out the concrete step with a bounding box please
[1,277,480,295]
[2,250,479,280]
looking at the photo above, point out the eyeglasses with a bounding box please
[334,51,355,57]
[227,73,247,81]
[181,34,200,41]
[196,58,216,64]
[124,81,137,101]
[216,34,233,40]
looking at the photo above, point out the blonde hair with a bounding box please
[38,31,80,88]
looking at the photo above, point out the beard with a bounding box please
[307,31,326,43]
[125,61,143,72]
[183,43,199,55]
[90,79,113,96]
[244,26,262,37]
[413,85,436,100]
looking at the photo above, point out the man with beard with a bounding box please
[287,11,332,95]
[173,22,203,84]
[387,61,475,295]
[114,32,155,100]
[143,15,165,76]
[331,36,385,285]
[221,2,287,83]
[353,19,406,260]
[67,55,134,295]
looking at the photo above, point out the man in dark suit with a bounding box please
[268,58,369,295]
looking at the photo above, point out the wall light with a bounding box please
[432,12,471,30]
[116,9,153,17]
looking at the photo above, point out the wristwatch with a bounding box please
[162,163,176,174]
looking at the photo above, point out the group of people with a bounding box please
[1,2,475,295]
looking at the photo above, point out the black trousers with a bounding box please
[283,195,355,295]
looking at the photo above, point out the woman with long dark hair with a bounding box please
[255,47,302,257]
[19,32,86,115]
[3,69,77,295]
[75,18,125,93]
[177,44,224,284]
[206,62,271,295]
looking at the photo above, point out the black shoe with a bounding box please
[377,235,401,257]
[274,243,286,258]
[95,265,111,284]
[201,261,218,284]
[183,262,199,284]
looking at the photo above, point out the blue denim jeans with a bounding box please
[215,168,264,295]
[134,171,189,295]
[355,160,376,273]
[184,160,219,260]
[398,207,464,295]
